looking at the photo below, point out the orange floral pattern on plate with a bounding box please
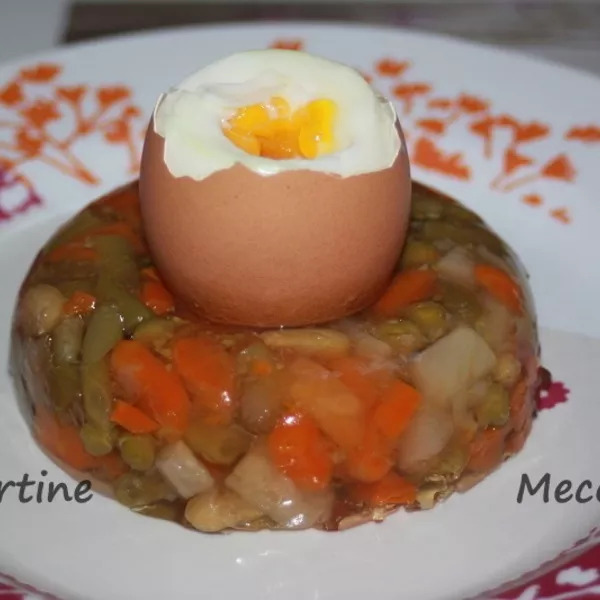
[1,44,599,225]
[271,39,600,226]
[0,62,143,221]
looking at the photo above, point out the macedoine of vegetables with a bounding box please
[12,181,540,532]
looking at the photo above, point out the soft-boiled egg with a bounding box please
[140,49,411,327]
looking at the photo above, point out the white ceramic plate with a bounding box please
[1,23,599,600]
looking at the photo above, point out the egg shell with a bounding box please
[139,127,411,327]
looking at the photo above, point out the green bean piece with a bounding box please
[49,363,81,411]
[439,283,482,324]
[52,316,85,365]
[401,240,440,269]
[475,383,510,428]
[407,302,448,341]
[94,235,139,289]
[133,318,178,349]
[82,304,123,364]
[114,472,171,508]
[235,340,275,376]
[93,234,152,330]
[96,279,152,332]
[184,423,252,465]
[411,195,444,220]
[81,359,113,428]
[132,501,181,522]
[43,210,104,254]
[119,435,156,471]
[80,422,115,456]
[55,279,96,298]
[370,319,427,354]
[443,202,482,224]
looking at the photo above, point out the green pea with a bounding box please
[411,195,444,220]
[370,320,427,353]
[113,472,171,508]
[119,435,156,471]
[407,302,448,341]
[475,383,510,428]
[431,444,468,482]
[401,240,440,269]
[439,283,482,324]
[133,318,178,351]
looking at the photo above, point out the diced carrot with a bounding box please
[251,359,273,376]
[372,269,437,317]
[34,405,97,471]
[344,421,393,483]
[45,242,98,263]
[73,221,144,253]
[102,185,142,226]
[505,414,533,455]
[110,399,160,434]
[63,290,96,316]
[467,426,506,472]
[372,380,421,440]
[95,452,128,481]
[474,264,523,314]
[268,413,333,491]
[172,336,235,425]
[110,340,190,433]
[140,267,159,281]
[140,279,175,316]
[288,359,366,451]
[327,356,383,409]
[351,471,417,506]
[509,377,531,432]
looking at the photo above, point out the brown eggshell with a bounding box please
[139,126,411,327]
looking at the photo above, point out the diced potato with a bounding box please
[260,328,350,359]
[411,326,496,406]
[20,284,66,336]
[185,488,263,532]
[225,442,333,529]
[156,441,214,499]
[397,405,454,471]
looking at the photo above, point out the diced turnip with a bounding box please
[436,247,475,288]
[411,326,496,407]
[225,442,333,529]
[156,440,214,499]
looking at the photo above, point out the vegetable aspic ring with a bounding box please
[10,180,540,532]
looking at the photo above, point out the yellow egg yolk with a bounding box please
[222,96,337,159]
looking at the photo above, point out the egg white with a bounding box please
[153,49,402,180]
